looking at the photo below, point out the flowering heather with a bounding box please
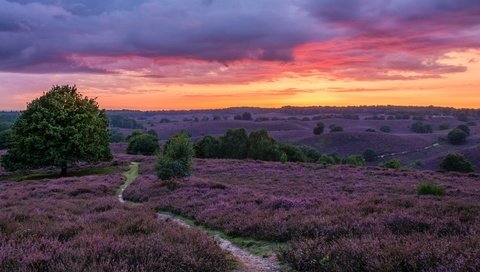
[0,171,232,271]
[124,157,480,271]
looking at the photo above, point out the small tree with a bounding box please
[1,85,112,175]
[379,159,401,169]
[447,128,468,145]
[298,145,321,162]
[0,130,12,150]
[127,133,160,155]
[242,112,253,121]
[313,122,325,135]
[343,155,365,166]
[440,153,474,173]
[194,135,223,158]
[279,144,306,162]
[220,128,249,159]
[362,149,378,162]
[456,124,470,136]
[247,130,281,161]
[156,132,194,180]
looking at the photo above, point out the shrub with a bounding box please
[279,144,306,162]
[365,128,376,132]
[329,124,344,132]
[416,181,445,196]
[247,130,281,161]
[298,145,321,162]
[109,129,125,143]
[317,154,342,166]
[379,159,401,169]
[380,125,391,133]
[447,128,468,145]
[127,133,160,155]
[411,122,433,133]
[242,112,253,121]
[156,132,194,180]
[456,124,471,135]
[343,155,365,166]
[438,123,450,130]
[194,135,223,158]
[280,152,288,164]
[440,153,475,173]
[220,128,249,159]
[0,129,12,149]
[362,149,378,162]
[313,122,325,135]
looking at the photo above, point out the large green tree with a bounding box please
[1,85,112,175]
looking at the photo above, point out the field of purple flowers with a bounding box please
[0,164,232,271]
[124,157,480,271]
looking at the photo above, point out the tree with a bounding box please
[194,135,222,158]
[109,129,125,143]
[279,144,306,162]
[456,124,470,136]
[247,130,281,161]
[1,85,112,175]
[362,149,378,162]
[127,132,160,155]
[447,128,468,145]
[313,122,325,135]
[411,122,433,133]
[220,128,249,159]
[242,112,253,121]
[440,153,474,173]
[0,130,12,150]
[156,132,194,180]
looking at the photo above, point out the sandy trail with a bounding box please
[118,162,280,272]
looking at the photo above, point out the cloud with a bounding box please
[0,0,479,81]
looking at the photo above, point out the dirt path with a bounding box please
[118,163,280,272]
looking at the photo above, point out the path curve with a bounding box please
[118,163,280,272]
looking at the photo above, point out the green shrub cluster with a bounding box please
[379,159,401,169]
[411,122,433,133]
[126,131,160,155]
[317,153,365,166]
[416,181,445,196]
[156,132,194,180]
[439,153,475,173]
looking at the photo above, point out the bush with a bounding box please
[379,159,401,169]
[156,132,194,180]
[362,149,378,162]
[447,128,468,145]
[298,145,321,162]
[343,155,365,166]
[440,153,475,173]
[220,128,249,159]
[279,144,306,162]
[329,124,344,133]
[416,181,445,196]
[109,129,125,143]
[0,129,12,149]
[127,133,160,155]
[411,122,433,133]
[365,128,376,132]
[380,125,391,133]
[247,130,281,161]
[313,122,325,135]
[317,154,342,166]
[456,124,470,135]
[438,123,450,130]
[194,135,222,158]
[279,152,288,164]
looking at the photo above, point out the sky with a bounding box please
[1,0,480,110]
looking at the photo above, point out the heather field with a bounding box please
[124,157,480,271]
[0,158,232,272]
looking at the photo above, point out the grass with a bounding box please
[6,166,120,181]
[157,210,282,257]
[116,162,139,197]
[416,181,445,196]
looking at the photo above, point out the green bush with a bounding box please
[362,149,378,162]
[416,182,445,196]
[279,144,306,162]
[0,129,12,149]
[317,153,342,166]
[447,128,468,145]
[247,130,281,161]
[439,153,475,173]
[456,124,470,135]
[127,133,160,155]
[379,159,401,169]
[298,145,321,162]
[220,128,249,159]
[411,122,433,133]
[343,155,365,166]
[280,152,288,164]
[109,129,125,143]
[156,132,194,180]
[194,135,223,158]
[313,122,325,135]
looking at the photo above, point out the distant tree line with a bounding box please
[109,115,144,129]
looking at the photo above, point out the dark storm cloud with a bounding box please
[0,0,479,79]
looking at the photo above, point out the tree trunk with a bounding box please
[61,166,67,176]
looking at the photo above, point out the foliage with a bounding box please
[379,159,401,169]
[439,153,475,173]
[109,114,144,129]
[447,128,468,145]
[411,122,433,133]
[298,145,321,162]
[0,129,12,150]
[317,153,342,166]
[416,181,445,196]
[343,155,365,166]
[220,128,249,159]
[126,132,159,155]
[0,122,10,132]
[279,144,306,162]
[194,135,223,158]
[279,152,288,164]
[365,128,376,132]
[234,112,253,121]
[329,124,344,132]
[1,85,112,175]
[156,132,194,180]
[456,124,471,135]
[380,125,391,133]
[313,122,325,135]
[362,149,378,162]
[109,129,125,143]
[247,129,281,161]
